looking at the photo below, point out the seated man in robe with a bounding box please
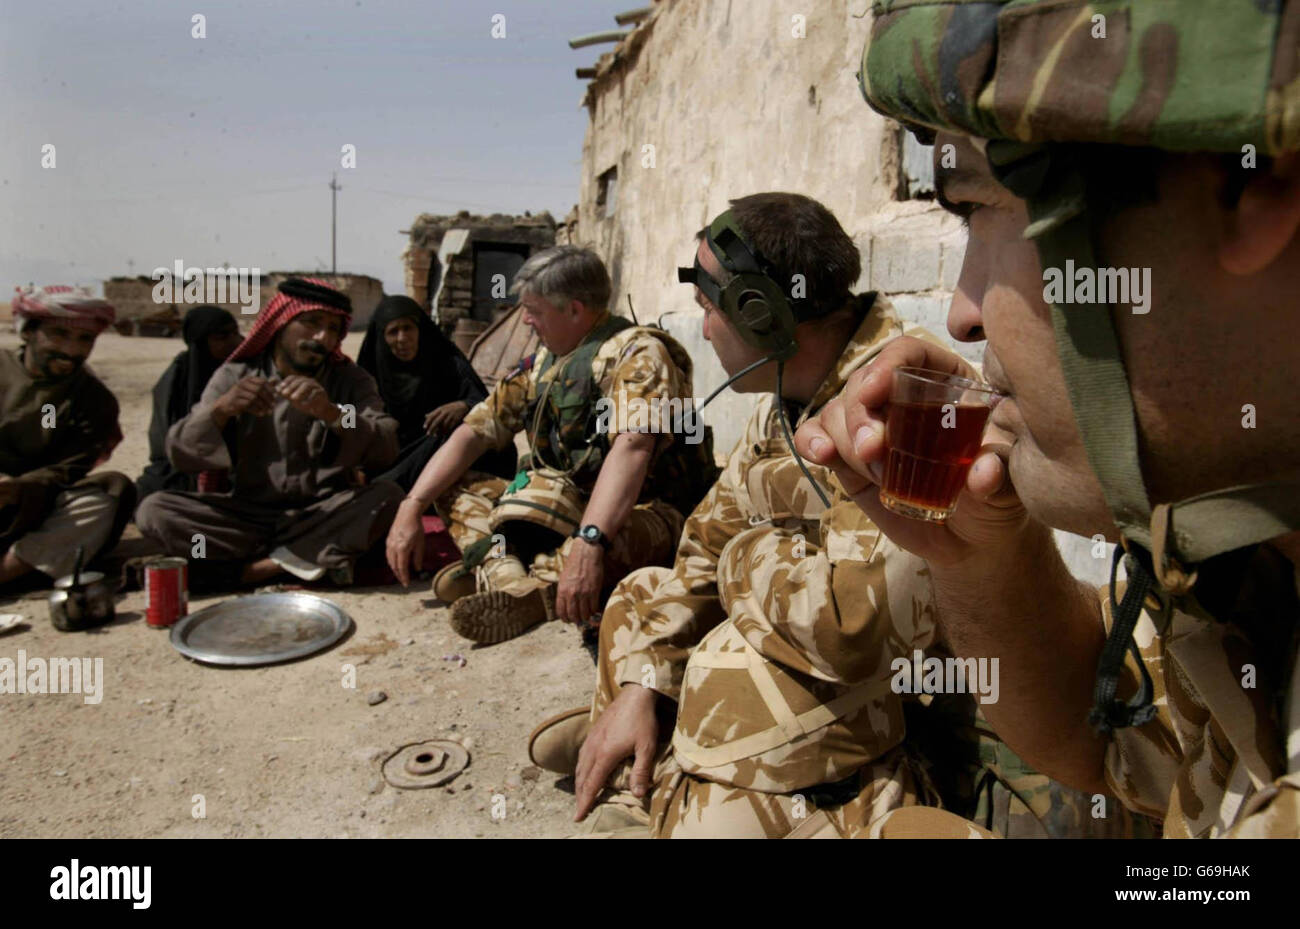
[0,286,135,587]
[136,279,402,590]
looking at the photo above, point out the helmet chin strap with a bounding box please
[986,139,1300,732]
[699,352,832,510]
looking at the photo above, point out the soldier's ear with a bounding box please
[1218,151,1300,276]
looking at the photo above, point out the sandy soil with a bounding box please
[0,331,594,838]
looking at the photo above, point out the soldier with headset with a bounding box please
[525,192,1142,838]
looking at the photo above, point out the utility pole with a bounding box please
[329,172,341,273]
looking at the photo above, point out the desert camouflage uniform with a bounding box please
[858,0,1300,837]
[899,689,1151,838]
[439,311,704,600]
[1100,548,1300,837]
[588,298,1127,837]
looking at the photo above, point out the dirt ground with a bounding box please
[0,330,596,838]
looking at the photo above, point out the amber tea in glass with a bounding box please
[879,367,1002,522]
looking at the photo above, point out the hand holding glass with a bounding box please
[878,367,1003,522]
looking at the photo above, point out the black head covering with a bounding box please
[173,306,238,422]
[358,295,480,445]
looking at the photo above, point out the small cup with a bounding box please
[879,367,1002,523]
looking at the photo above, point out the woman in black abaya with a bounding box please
[358,295,515,492]
[135,306,242,502]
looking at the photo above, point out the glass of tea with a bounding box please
[879,367,1003,522]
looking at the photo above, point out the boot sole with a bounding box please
[450,590,550,644]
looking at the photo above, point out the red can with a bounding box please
[196,469,229,493]
[145,557,189,628]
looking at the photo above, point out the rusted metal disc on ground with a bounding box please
[382,740,470,789]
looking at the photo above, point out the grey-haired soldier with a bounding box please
[386,246,714,645]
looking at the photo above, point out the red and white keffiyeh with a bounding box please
[12,285,116,333]
[227,277,352,364]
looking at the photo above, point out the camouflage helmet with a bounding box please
[860,0,1300,156]
[858,0,1300,731]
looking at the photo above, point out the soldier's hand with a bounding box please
[794,336,1028,567]
[574,683,659,822]
[385,501,425,587]
[277,375,339,423]
[424,400,470,436]
[557,541,604,625]
[216,375,276,420]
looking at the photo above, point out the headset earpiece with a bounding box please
[737,290,771,331]
[718,273,797,360]
[706,213,799,361]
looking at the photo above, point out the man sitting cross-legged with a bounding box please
[386,245,717,646]
[136,278,402,590]
[0,286,135,588]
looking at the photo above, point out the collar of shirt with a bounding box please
[797,294,900,427]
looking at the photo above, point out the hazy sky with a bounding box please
[1,0,633,296]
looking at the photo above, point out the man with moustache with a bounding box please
[0,286,134,587]
[798,1,1300,837]
[136,278,402,590]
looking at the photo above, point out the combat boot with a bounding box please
[527,706,591,775]
[432,560,476,604]
[449,583,556,644]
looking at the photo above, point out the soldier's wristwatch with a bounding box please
[575,524,612,550]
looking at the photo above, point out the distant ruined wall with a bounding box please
[572,0,1107,582]
[402,212,557,335]
[103,272,385,331]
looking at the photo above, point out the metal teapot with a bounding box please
[49,546,115,632]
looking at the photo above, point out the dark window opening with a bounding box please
[471,241,530,323]
[597,166,618,219]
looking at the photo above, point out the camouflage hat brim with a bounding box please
[861,0,1300,155]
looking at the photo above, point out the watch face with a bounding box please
[581,526,599,542]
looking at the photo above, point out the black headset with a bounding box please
[677,210,801,361]
[677,209,831,508]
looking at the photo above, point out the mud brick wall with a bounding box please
[402,212,556,332]
[573,0,970,456]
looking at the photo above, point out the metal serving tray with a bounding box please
[169,592,353,667]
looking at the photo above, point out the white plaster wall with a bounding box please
[573,0,1107,580]
[574,0,980,453]
[579,0,894,310]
